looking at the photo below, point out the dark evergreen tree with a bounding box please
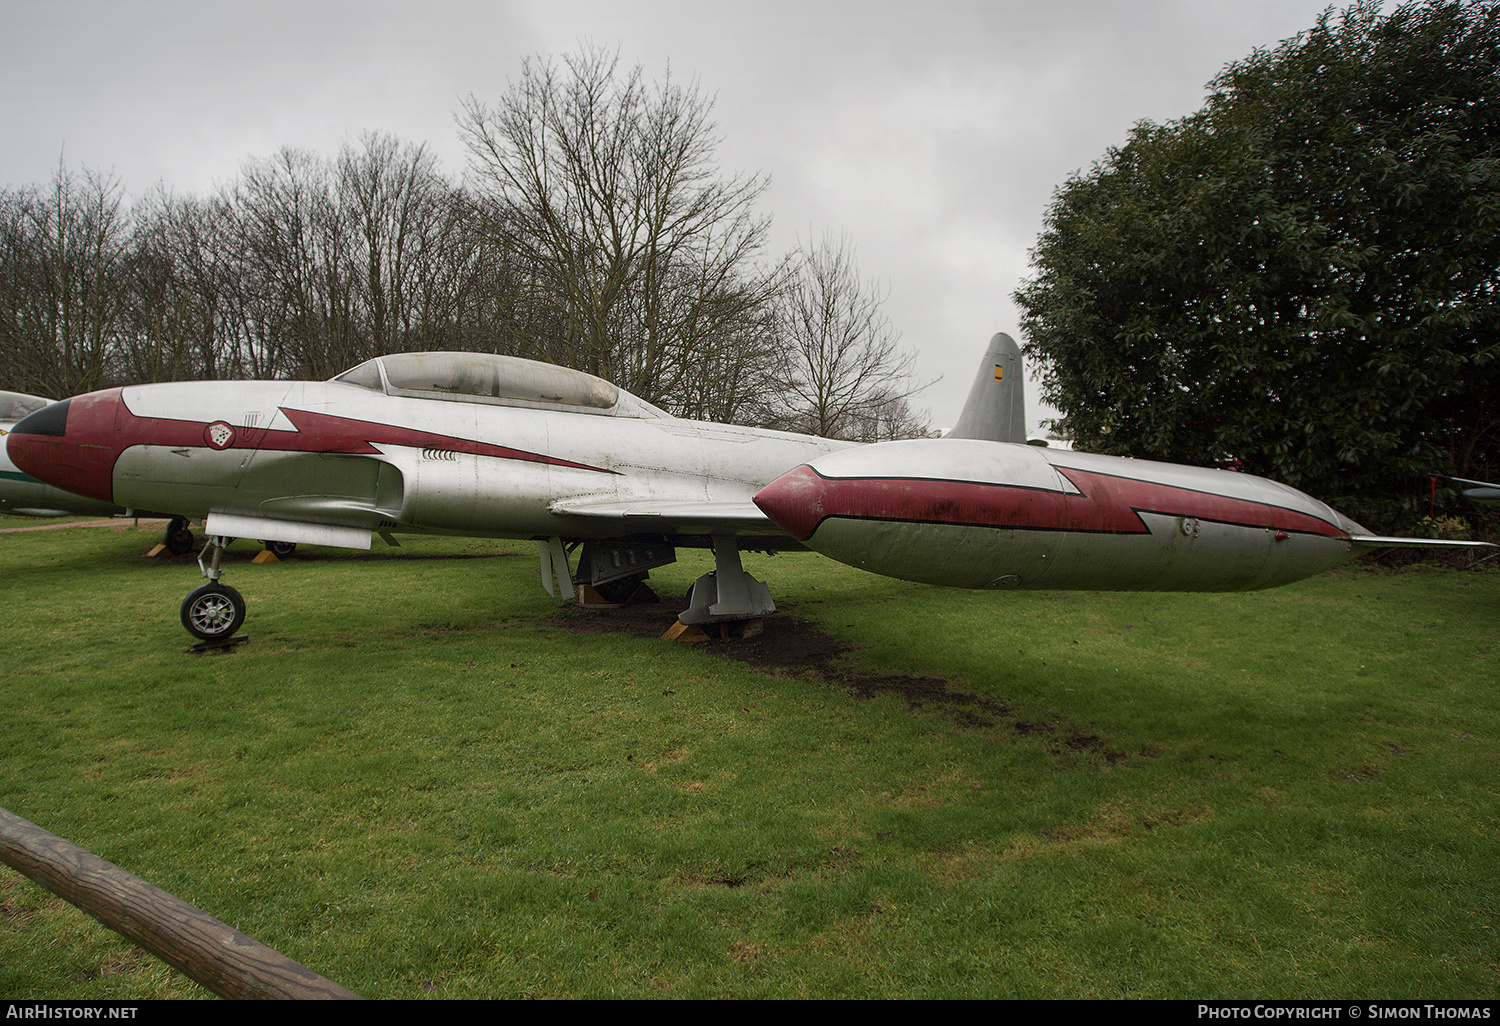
[1017,1,1500,527]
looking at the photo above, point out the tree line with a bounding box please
[1017,0,1499,532]
[0,48,925,441]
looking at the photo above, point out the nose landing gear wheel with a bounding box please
[181,583,246,641]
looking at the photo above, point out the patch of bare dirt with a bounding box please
[550,599,1124,762]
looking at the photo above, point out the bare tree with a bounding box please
[0,187,44,391]
[2,144,525,392]
[340,132,475,356]
[121,189,246,383]
[456,45,783,413]
[0,108,796,404]
[0,161,134,396]
[117,191,194,384]
[767,232,928,440]
[229,147,363,378]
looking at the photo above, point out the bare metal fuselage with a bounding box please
[10,378,848,550]
[12,343,1473,624]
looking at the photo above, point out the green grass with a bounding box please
[1,518,1496,998]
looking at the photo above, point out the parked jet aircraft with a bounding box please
[17,332,1465,641]
[752,436,1489,592]
[5,353,865,641]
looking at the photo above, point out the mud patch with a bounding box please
[553,601,989,711]
[550,601,1123,763]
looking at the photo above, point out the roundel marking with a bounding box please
[204,421,236,450]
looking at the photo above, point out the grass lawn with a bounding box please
[1,517,1496,999]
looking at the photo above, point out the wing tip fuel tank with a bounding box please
[750,464,826,541]
[753,439,1371,593]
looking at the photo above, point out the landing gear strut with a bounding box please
[181,535,246,642]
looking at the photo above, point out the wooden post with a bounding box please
[0,806,360,1000]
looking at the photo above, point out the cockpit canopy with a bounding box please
[330,352,669,419]
[0,391,52,423]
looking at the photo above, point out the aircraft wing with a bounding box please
[1348,535,1495,551]
[547,497,786,539]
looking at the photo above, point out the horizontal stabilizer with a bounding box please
[1439,476,1500,506]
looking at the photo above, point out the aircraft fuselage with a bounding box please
[7,380,849,549]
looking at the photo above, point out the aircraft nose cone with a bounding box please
[753,464,829,541]
[6,390,125,503]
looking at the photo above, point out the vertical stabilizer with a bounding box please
[945,332,1025,442]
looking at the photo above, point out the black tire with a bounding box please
[594,573,646,604]
[264,540,297,558]
[164,517,195,556]
[181,583,246,641]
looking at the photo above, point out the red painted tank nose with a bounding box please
[753,464,829,542]
[6,389,125,503]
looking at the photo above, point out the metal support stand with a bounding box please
[678,537,775,625]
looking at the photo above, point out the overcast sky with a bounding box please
[1,0,1369,430]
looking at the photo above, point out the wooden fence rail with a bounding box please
[0,806,360,1000]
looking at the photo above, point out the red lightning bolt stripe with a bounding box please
[122,404,617,472]
[269,408,615,472]
[755,465,1347,542]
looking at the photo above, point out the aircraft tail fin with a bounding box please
[945,332,1025,443]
